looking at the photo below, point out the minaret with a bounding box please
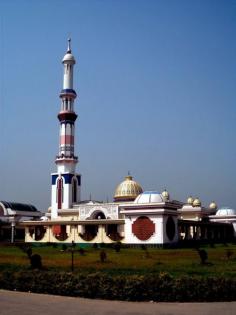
[51,39,81,218]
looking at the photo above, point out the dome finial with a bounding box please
[193,197,201,207]
[209,201,217,210]
[161,188,170,201]
[67,38,71,53]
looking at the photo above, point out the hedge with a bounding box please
[0,271,235,302]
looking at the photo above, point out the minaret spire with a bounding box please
[51,39,81,218]
[67,38,71,53]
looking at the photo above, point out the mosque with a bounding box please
[0,40,236,245]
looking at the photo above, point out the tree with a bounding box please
[27,249,42,269]
[100,250,107,263]
[196,248,208,264]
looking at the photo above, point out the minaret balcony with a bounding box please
[58,111,77,122]
[55,155,78,166]
[60,89,77,98]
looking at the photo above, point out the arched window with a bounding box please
[72,177,77,203]
[166,216,176,241]
[92,211,106,219]
[57,178,63,209]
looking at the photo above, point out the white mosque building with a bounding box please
[1,40,236,245]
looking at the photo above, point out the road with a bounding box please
[0,290,235,315]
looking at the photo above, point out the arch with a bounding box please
[79,225,98,241]
[106,224,123,241]
[72,177,78,203]
[34,226,46,241]
[84,207,110,220]
[89,210,106,220]
[57,177,63,209]
[52,225,68,241]
[166,216,176,241]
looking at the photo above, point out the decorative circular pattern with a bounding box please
[132,216,155,241]
[166,216,176,241]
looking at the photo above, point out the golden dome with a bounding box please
[114,175,143,202]
[193,198,201,207]
[209,201,217,210]
[187,196,194,205]
[161,189,170,201]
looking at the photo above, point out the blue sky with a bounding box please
[0,0,235,211]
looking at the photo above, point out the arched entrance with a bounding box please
[90,211,106,220]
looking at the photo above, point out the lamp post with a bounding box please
[10,218,16,243]
[71,240,75,272]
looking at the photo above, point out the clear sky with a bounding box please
[0,0,235,211]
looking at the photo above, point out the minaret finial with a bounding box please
[67,38,71,53]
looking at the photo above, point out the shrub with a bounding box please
[29,254,42,269]
[61,244,67,251]
[93,243,98,249]
[226,249,233,260]
[141,245,147,251]
[114,242,121,253]
[78,248,85,256]
[0,271,236,302]
[100,250,107,263]
[195,248,208,264]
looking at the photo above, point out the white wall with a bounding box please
[124,213,178,244]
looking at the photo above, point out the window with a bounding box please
[72,178,77,203]
[57,178,63,209]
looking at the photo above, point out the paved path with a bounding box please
[0,290,235,315]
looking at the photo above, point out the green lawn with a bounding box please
[0,244,236,278]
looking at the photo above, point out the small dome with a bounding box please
[187,196,194,205]
[161,189,170,201]
[114,175,143,202]
[216,207,236,216]
[134,191,165,204]
[193,198,201,207]
[40,216,48,221]
[62,53,75,64]
[209,201,217,210]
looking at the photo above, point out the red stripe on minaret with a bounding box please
[60,135,74,145]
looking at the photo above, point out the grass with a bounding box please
[0,244,236,278]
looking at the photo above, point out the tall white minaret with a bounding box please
[51,39,81,218]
